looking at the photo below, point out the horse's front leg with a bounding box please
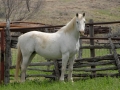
[60,53,69,82]
[68,55,75,82]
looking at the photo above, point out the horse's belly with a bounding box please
[36,47,62,59]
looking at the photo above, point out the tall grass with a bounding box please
[1,77,120,90]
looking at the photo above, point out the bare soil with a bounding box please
[28,0,120,25]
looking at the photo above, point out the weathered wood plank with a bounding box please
[72,73,119,77]
[29,62,54,66]
[4,20,11,84]
[53,60,60,80]
[74,60,115,68]
[27,68,53,72]
[89,19,96,77]
[26,74,55,78]
[73,66,117,72]
[108,31,120,74]
[81,45,120,49]
[10,62,54,69]
[10,74,55,78]
[75,54,117,62]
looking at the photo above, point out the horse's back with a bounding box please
[17,30,79,59]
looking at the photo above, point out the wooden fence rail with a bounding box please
[9,20,120,81]
[1,20,120,84]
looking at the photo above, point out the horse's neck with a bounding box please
[65,18,80,40]
[57,17,80,41]
[59,26,79,41]
[71,28,80,41]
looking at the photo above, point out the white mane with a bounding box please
[58,14,83,33]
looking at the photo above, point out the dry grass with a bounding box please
[27,0,120,25]
[0,0,119,25]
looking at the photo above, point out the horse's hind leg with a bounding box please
[27,53,36,66]
[21,53,35,82]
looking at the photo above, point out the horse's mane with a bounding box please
[58,14,82,33]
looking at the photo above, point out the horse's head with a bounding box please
[75,13,85,36]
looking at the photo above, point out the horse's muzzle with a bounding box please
[79,31,85,36]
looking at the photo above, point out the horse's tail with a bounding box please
[15,44,22,81]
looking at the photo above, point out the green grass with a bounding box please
[1,77,120,90]
[93,9,120,21]
[6,46,120,90]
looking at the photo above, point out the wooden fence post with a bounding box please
[4,20,11,84]
[0,30,5,84]
[108,29,120,74]
[54,60,60,80]
[89,19,96,77]
[78,39,82,59]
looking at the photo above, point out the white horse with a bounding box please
[15,13,86,82]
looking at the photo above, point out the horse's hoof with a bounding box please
[68,78,74,83]
[70,80,74,83]
[68,80,74,85]
[71,81,74,85]
[20,80,25,83]
[59,80,66,84]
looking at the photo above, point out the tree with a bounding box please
[0,0,45,84]
[0,0,45,21]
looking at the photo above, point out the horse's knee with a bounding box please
[69,67,73,73]
[21,67,26,73]
[61,66,66,72]
[68,63,73,72]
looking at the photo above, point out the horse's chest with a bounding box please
[70,44,79,54]
[61,40,79,54]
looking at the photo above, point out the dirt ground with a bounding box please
[28,0,120,25]
[0,0,119,25]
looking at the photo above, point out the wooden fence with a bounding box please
[0,20,120,84]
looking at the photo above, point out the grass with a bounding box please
[1,77,120,90]
[93,9,120,21]
[3,44,120,89]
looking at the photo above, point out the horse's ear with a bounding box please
[83,13,85,17]
[76,13,78,17]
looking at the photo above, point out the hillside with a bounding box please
[28,0,120,25]
[0,0,119,25]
